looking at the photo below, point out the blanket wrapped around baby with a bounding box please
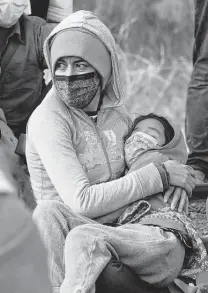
[117,202,208,283]
[118,117,208,287]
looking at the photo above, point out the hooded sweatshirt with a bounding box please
[26,11,165,219]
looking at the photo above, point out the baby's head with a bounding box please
[132,113,174,146]
[124,114,174,168]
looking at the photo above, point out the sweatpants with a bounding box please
[33,200,95,293]
[33,201,185,293]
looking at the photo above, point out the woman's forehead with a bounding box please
[58,56,86,62]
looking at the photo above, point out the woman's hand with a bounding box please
[164,186,189,214]
[163,160,196,196]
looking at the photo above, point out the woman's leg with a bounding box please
[185,0,208,177]
[33,200,94,293]
[60,223,185,293]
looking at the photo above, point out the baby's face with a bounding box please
[133,118,166,146]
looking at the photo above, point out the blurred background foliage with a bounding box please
[74,0,194,129]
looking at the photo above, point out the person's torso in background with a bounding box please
[0,15,45,137]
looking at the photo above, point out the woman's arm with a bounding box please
[127,152,170,173]
[26,109,165,219]
[95,205,129,224]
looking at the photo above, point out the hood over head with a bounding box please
[157,118,188,164]
[50,28,112,89]
[43,10,124,108]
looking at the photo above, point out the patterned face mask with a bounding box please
[54,72,100,109]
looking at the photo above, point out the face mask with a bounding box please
[0,0,28,28]
[125,131,159,166]
[24,0,31,15]
[54,72,100,109]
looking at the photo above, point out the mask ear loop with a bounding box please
[93,72,103,113]
[96,72,104,110]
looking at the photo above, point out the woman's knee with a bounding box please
[139,230,185,286]
[67,224,92,239]
[65,224,99,249]
[160,238,185,286]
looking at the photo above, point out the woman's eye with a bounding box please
[56,63,66,70]
[76,63,88,70]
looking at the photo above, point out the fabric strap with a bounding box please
[168,273,208,293]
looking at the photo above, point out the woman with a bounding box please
[26,11,196,293]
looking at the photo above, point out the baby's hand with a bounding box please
[164,186,189,214]
[195,170,206,184]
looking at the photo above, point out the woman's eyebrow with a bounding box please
[57,58,66,63]
[74,59,86,63]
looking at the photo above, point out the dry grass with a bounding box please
[74,0,194,131]
[117,45,192,130]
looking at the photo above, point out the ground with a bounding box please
[189,198,208,237]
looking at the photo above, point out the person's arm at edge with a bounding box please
[0,197,52,293]
[185,0,208,175]
[0,149,51,293]
[34,0,73,69]
[35,20,57,69]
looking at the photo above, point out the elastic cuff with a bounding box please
[153,161,169,192]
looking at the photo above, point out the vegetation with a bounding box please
[74,0,194,129]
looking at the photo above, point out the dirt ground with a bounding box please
[189,198,208,237]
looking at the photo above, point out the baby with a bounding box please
[124,113,174,171]
[117,113,187,224]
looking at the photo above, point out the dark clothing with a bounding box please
[30,0,50,20]
[0,14,55,137]
[186,0,208,175]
